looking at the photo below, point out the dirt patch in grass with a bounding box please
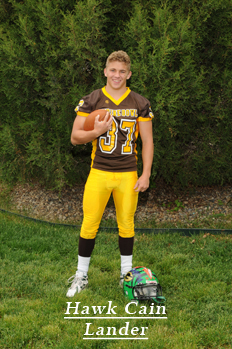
[1,180,232,228]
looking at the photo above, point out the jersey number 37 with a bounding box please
[99,118,137,155]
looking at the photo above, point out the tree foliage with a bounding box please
[0,0,232,189]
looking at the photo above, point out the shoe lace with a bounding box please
[67,274,86,288]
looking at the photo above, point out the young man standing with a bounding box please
[67,51,154,297]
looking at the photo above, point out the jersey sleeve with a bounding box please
[138,105,154,122]
[138,99,154,122]
[74,89,102,117]
[131,92,154,122]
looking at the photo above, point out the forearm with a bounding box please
[71,113,112,146]
[71,129,99,145]
[141,140,154,177]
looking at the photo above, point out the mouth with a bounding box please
[112,79,121,84]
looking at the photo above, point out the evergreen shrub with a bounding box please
[0,0,231,189]
[125,0,232,186]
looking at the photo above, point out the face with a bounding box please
[104,61,132,91]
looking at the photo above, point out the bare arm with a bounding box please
[134,120,154,192]
[71,112,113,145]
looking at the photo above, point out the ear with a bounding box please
[104,68,107,77]
[127,71,132,79]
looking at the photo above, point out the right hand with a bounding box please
[94,112,113,136]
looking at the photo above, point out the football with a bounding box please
[83,109,109,131]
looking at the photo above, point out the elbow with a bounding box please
[71,135,86,146]
[71,129,82,145]
[71,136,79,146]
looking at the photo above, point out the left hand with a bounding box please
[134,174,150,192]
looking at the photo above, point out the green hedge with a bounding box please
[0,0,232,189]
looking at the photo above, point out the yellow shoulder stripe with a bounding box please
[137,117,153,122]
[77,111,89,117]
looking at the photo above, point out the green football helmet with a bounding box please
[123,266,166,304]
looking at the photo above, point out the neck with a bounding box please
[105,84,128,100]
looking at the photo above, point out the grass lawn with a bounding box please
[0,213,231,348]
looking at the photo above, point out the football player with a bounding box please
[66,51,154,297]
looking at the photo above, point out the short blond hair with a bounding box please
[106,50,131,71]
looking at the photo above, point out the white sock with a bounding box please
[120,255,132,275]
[77,255,91,275]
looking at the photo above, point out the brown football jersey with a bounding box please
[75,87,154,172]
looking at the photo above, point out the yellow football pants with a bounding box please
[80,168,138,239]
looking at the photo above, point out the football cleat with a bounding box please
[66,271,88,297]
[119,273,126,288]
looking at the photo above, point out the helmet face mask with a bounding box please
[123,266,166,304]
[134,283,162,300]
